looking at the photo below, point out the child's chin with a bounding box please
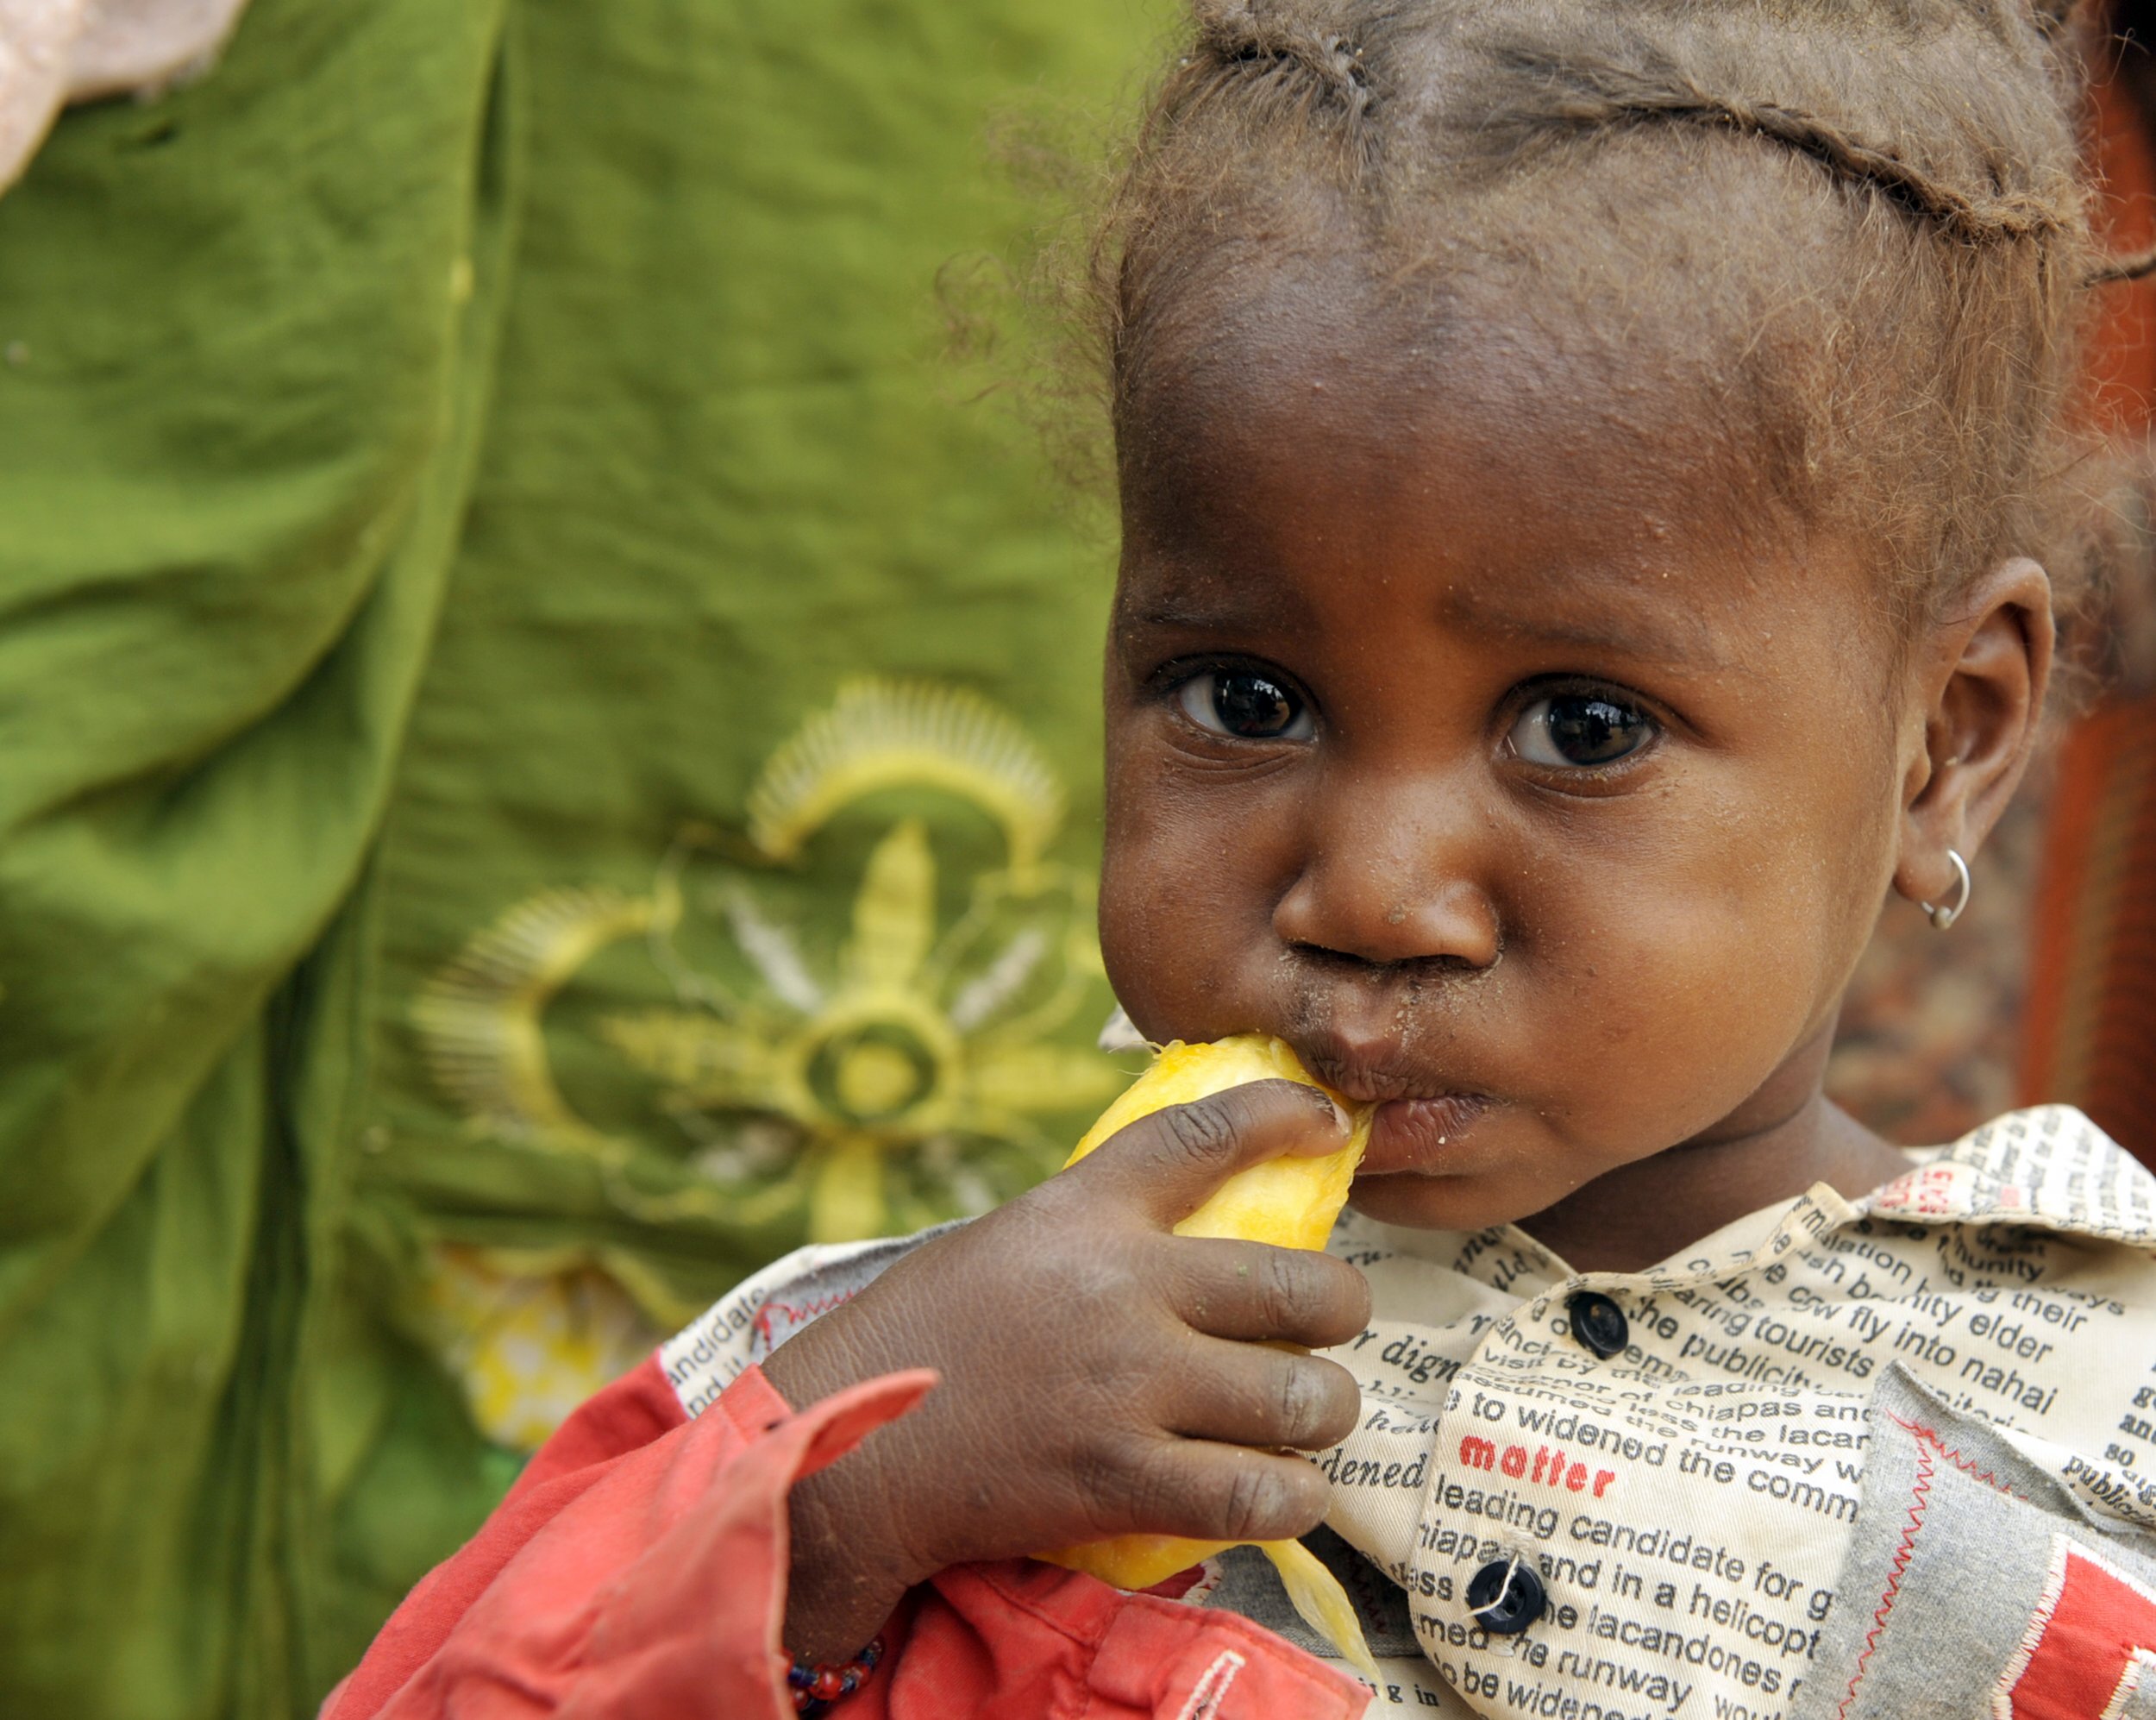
[1347,1169,1528,1234]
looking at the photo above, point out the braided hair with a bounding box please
[1094,0,2125,627]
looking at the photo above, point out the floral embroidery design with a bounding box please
[411,680,1124,1445]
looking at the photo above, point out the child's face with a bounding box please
[1098,275,1921,1237]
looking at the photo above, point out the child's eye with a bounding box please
[1176,669,1314,741]
[1508,692,1655,768]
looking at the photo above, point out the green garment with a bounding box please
[0,1,1158,1713]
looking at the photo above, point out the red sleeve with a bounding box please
[502,1351,699,1502]
[324,1358,937,1720]
[327,1355,1369,1720]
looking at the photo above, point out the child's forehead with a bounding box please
[1112,259,1883,675]
[1122,260,1782,560]
[1114,140,1871,530]
[1117,542,1756,688]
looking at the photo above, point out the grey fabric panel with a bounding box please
[1796,1365,2156,1720]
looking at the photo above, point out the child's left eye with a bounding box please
[1176,670,1315,741]
[1508,692,1655,769]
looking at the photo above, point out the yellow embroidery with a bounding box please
[423,1247,659,1453]
[413,887,661,1147]
[602,819,1119,1242]
[413,679,1121,1441]
[748,679,1064,875]
[600,680,1121,1242]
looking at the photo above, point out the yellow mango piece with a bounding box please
[1062,1034,1368,1252]
[1263,1538,1383,1685]
[1036,1035,1378,1679]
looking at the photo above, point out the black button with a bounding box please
[1467,1559,1546,1635]
[1567,1290,1628,1359]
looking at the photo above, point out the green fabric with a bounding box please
[0,0,1160,1714]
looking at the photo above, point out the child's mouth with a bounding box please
[1360,1095,1493,1173]
[1288,1035,1493,1171]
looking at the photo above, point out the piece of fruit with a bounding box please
[1035,1034,1379,1680]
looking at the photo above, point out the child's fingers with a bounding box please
[1162,1338,1363,1453]
[1068,1078,1349,1227]
[1164,1239,1371,1350]
[1109,1434,1333,1547]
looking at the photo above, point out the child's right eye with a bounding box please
[1508,691,1656,769]
[1176,670,1315,741]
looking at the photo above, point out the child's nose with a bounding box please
[1269,787,1502,971]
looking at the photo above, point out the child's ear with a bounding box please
[1892,557,2054,916]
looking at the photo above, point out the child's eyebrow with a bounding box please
[1127,592,1313,633]
[1438,587,1736,675]
[1130,591,1736,675]
[1463,611,1737,675]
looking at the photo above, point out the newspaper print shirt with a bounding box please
[661,1105,2156,1719]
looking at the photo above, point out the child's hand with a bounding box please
[761,1078,1372,1664]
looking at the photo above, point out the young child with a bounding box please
[327,3,2156,1717]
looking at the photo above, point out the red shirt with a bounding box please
[323,1359,1369,1720]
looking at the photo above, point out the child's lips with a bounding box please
[1360,1095,1493,1173]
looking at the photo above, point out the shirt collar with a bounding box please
[1338,1106,2148,1296]
[1858,1104,2154,1242]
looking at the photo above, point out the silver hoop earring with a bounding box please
[1922,850,1971,931]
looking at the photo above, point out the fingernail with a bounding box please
[1296,1087,1351,1147]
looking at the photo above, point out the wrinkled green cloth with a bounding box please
[0,0,1157,1713]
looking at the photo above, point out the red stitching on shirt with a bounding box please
[751,1291,858,1348]
[1884,1412,2028,1499]
[1834,1438,1934,1720]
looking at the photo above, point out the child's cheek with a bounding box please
[1540,876,1831,1139]
[1098,796,1215,1029]
[1099,757,1297,1020]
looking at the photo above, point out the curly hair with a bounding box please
[1092,0,2126,629]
